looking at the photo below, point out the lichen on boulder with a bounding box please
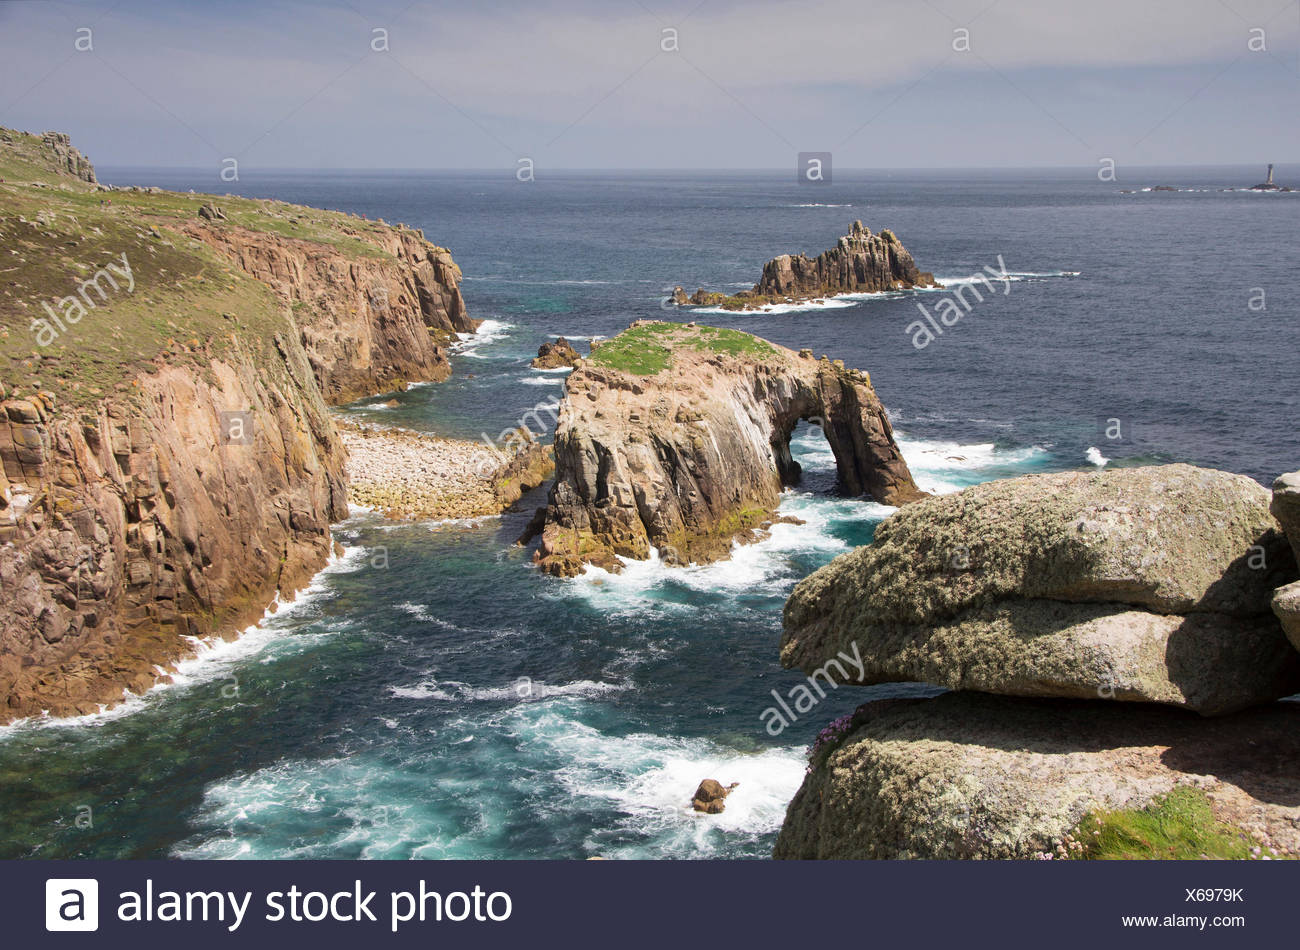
[781,464,1300,715]
[775,692,1300,860]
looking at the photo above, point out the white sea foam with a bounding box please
[389,678,629,703]
[453,319,512,357]
[521,375,565,386]
[934,270,1079,286]
[1086,446,1110,467]
[358,512,501,532]
[896,434,1050,494]
[173,709,807,860]
[684,270,1076,315]
[553,424,1052,612]
[559,486,880,612]
[536,714,808,857]
[690,297,859,315]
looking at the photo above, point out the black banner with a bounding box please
[10,859,1292,947]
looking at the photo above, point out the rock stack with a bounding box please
[39,131,97,183]
[531,337,582,370]
[671,222,939,311]
[691,779,738,814]
[756,220,939,298]
[776,464,1300,859]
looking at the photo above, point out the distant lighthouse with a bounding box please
[1251,163,1280,191]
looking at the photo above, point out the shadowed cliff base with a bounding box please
[523,321,924,578]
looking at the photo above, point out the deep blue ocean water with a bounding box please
[1,167,1297,859]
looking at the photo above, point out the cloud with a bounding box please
[0,0,1294,167]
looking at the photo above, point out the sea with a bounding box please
[1,166,1296,859]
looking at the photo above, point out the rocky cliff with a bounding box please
[1,345,347,720]
[180,217,474,404]
[671,221,939,310]
[0,128,472,721]
[526,321,924,577]
[776,464,1300,858]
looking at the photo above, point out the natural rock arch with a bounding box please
[527,323,924,577]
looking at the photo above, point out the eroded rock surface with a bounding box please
[181,220,474,404]
[1272,471,1300,563]
[775,693,1300,860]
[529,322,923,577]
[782,465,1300,714]
[692,779,738,814]
[0,352,347,721]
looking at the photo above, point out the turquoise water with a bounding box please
[1,168,1295,859]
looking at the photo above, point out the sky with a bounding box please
[0,0,1297,171]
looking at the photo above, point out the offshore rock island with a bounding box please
[670,220,940,311]
[524,321,924,577]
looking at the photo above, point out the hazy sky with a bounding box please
[1,0,1297,170]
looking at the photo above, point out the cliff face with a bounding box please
[0,128,471,722]
[529,321,923,577]
[180,220,473,405]
[672,221,939,310]
[0,340,346,719]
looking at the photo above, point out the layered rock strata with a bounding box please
[782,464,1300,715]
[777,462,1300,859]
[528,321,923,577]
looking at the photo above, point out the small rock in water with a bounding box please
[691,779,739,814]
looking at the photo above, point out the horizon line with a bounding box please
[95,161,1294,175]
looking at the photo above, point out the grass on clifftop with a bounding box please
[1064,787,1264,860]
[0,126,436,408]
[589,321,778,375]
